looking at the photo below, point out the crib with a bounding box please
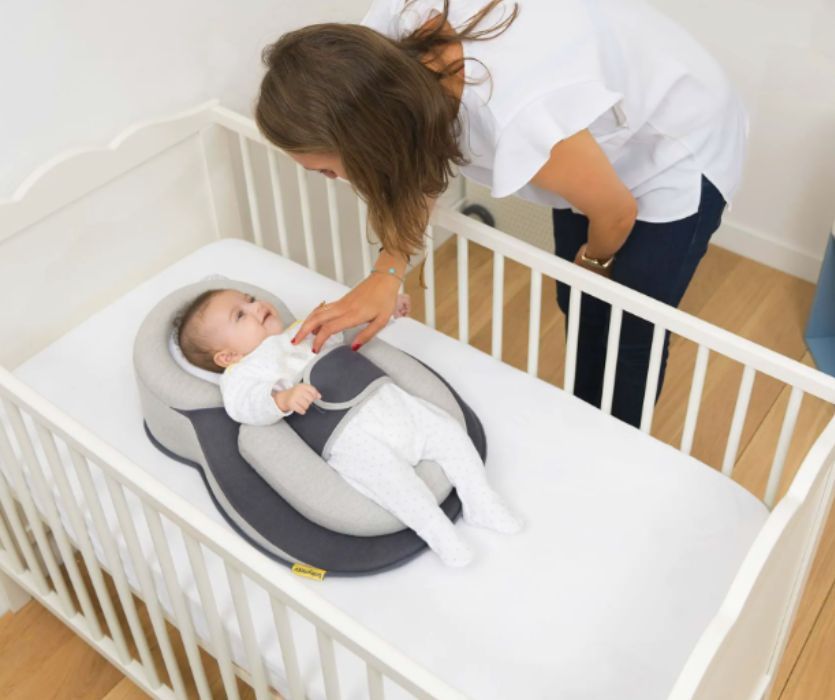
[0,100,833,700]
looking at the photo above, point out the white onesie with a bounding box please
[220,327,521,566]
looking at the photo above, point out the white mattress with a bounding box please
[12,239,767,700]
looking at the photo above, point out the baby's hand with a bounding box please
[274,384,321,415]
[394,293,411,318]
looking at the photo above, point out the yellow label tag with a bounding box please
[292,563,327,581]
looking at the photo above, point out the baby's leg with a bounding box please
[417,401,523,534]
[328,432,473,567]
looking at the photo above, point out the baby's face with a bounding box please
[202,290,284,365]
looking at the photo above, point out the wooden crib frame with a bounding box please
[0,101,833,700]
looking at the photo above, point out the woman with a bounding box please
[255,0,746,427]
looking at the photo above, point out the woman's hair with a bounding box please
[256,1,518,258]
[177,290,224,373]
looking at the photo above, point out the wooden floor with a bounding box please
[0,239,833,699]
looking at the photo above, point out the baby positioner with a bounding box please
[134,278,486,575]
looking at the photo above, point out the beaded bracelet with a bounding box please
[370,266,405,284]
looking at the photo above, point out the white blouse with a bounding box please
[362,0,748,223]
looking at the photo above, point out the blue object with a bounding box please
[805,231,835,377]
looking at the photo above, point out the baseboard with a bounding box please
[711,220,825,283]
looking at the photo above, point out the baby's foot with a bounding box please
[464,497,523,535]
[435,537,475,568]
[420,520,475,567]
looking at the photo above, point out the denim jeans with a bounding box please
[553,175,727,427]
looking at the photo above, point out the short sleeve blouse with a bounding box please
[362,0,748,223]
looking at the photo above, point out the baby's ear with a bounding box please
[214,349,240,369]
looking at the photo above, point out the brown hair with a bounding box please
[176,290,224,373]
[256,1,518,258]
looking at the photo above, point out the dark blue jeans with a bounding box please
[553,175,726,427]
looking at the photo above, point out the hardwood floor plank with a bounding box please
[0,600,123,700]
[780,582,835,700]
[100,679,149,700]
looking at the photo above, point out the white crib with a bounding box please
[0,101,833,700]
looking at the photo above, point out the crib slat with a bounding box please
[296,164,318,271]
[325,178,346,283]
[563,286,581,395]
[144,505,213,700]
[226,563,272,700]
[238,135,264,247]
[0,471,30,576]
[271,596,306,700]
[0,409,51,589]
[423,228,436,329]
[0,401,73,611]
[31,423,103,636]
[267,150,290,257]
[0,473,24,570]
[317,629,343,700]
[764,386,804,507]
[681,344,710,455]
[457,236,469,344]
[491,252,505,360]
[722,365,756,476]
[367,664,385,700]
[62,447,132,662]
[72,452,160,682]
[358,199,373,278]
[527,270,542,376]
[104,474,188,698]
[600,306,623,416]
[183,534,241,700]
[639,325,666,433]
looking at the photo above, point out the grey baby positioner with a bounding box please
[134,278,487,575]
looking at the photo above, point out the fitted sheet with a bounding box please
[11,239,768,699]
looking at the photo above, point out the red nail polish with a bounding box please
[351,343,362,352]
[312,347,319,354]
[291,337,298,345]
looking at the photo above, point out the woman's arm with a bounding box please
[291,247,406,352]
[531,129,637,265]
[292,198,435,352]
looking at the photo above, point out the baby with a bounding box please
[177,288,521,566]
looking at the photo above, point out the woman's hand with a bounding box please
[292,271,401,352]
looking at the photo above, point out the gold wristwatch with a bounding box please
[579,250,615,270]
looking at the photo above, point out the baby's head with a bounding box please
[177,289,285,372]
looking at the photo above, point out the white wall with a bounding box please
[0,0,369,198]
[652,0,835,280]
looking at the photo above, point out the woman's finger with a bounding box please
[350,313,389,350]
[311,312,363,352]
[292,303,345,344]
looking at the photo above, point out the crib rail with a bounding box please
[0,101,833,700]
[0,368,466,700]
